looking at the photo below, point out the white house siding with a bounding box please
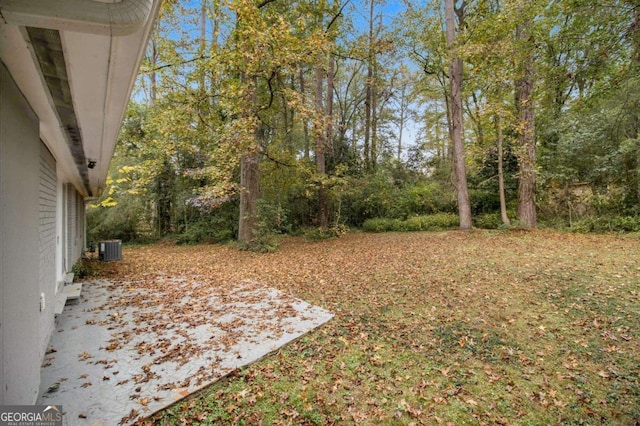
[39,142,57,359]
[65,183,85,272]
[55,174,65,286]
[76,189,86,262]
[0,62,42,404]
[65,184,73,272]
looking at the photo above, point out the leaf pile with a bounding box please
[97,230,640,425]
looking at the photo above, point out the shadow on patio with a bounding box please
[38,274,333,425]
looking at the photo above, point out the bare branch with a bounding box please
[257,0,279,9]
[326,0,351,32]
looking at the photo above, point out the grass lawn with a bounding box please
[100,230,640,425]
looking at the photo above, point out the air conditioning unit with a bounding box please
[99,240,122,261]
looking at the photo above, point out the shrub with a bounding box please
[238,200,288,253]
[405,216,425,231]
[175,219,234,245]
[363,218,397,232]
[174,199,239,245]
[342,174,398,226]
[420,213,460,230]
[305,224,349,241]
[392,183,456,218]
[468,188,500,215]
[363,218,389,232]
[335,171,457,227]
[363,213,459,233]
[87,198,141,243]
[571,216,640,233]
[389,219,408,232]
[71,258,100,280]
[474,213,503,229]
[612,216,640,232]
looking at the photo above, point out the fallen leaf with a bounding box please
[78,352,92,361]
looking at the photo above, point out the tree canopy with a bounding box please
[88,0,640,246]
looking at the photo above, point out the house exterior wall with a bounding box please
[39,142,57,358]
[0,60,86,405]
[65,183,85,272]
[0,0,161,406]
[56,173,65,288]
[0,61,42,404]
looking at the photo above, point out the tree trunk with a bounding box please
[315,65,329,229]
[496,105,510,226]
[469,92,484,146]
[363,0,375,170]
[371,59,378,169]
[210,0,219,95]
[238,76,261,244]
[150,30,157,102]
[631,3,640,203]
[397,84,406,161]
[637,140,640,204]
[445,0,472,230]
[200,0,206,92]
[364,78,372,169]
[299,67,310,159]
[442,86,452,161]
[515,21,537,229]
[238,151,260,243]
[155,157,174,237]
[326,56,335,157]
[282,75,290,146]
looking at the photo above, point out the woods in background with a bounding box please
[88,0,640,249]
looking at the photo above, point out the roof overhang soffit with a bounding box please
[0,0,155,196]
[0,0,153,36]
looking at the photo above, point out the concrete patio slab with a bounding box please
[38,277,333,425]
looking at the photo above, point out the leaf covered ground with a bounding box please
[96,230,640,425]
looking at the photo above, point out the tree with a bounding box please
[444,0,472,230]
[391,65,417,161]
[514,15,537,228]
[315,61,330,229]
[91,0,640,244]
[495,92,511,226]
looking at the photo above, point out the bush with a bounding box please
[71,258,100,280]
[175,219,234,244]
[87,198,141,243]
[474,213,503,229]
[238,200,288,253]
[363,218,398,232]
[571,216,640,233]
[392,183,456,218]
[305,224,349,241]
[390,219,409,232]
[420,213,460,230]
[404,216,425,231]
[363,213,459,233]
[174,199,239,245]
[612,216,640,232]
[342,174,398,226]
[468,188,500,215]
[309,170,457,228]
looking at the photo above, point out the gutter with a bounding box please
[0,0,153,36]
